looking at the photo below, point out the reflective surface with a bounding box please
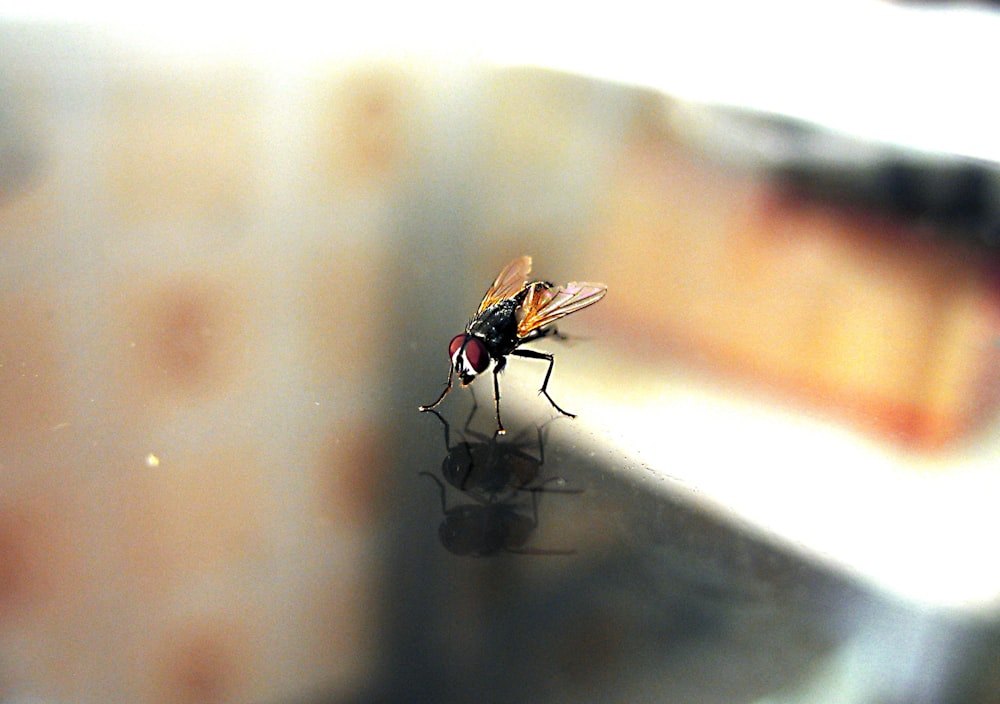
[2,21,1000,704]
[368,334,998,704]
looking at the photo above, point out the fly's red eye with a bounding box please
[464,337,490,373]
[448,334,466,358]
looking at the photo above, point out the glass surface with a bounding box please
[1,18,998,704]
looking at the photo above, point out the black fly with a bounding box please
[419,256,606,435]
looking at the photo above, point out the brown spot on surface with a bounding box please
[315,67,411,188]
[154,621,251,704]
[0,508,36,614]
[0,489,79,621]
[156,288,219,384]
[124,274,249,400]
[315,418,388,528]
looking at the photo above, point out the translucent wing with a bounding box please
[516,281,607,337]
[477,256,533,314]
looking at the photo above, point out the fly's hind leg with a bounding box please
[510,348,575,419]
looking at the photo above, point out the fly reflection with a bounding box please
[421,409,581,557]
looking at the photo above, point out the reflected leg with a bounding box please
[419,365,454,412]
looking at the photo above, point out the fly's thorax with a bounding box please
[467,297,523,357]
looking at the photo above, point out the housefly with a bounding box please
[419,256,606,434]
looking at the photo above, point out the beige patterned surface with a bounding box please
[2,24,998,704]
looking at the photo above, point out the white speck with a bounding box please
[145,453,160,468]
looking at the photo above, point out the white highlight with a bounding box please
[1,1,996,159]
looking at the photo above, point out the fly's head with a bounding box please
[449,334,490,386]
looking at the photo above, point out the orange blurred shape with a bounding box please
[591,133,1000,451]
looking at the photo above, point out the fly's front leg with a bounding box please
[419,365,454,412]
[511,348,575,418]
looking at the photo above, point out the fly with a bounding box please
[419,256,607,435]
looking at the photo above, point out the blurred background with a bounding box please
[2,2,1000,703]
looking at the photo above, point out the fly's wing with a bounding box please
[516,281,607,337]
[477,256,532,314]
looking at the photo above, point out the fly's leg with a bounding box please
[419,366,454,412]
[492,356,508,435]
[511,348,575,418]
